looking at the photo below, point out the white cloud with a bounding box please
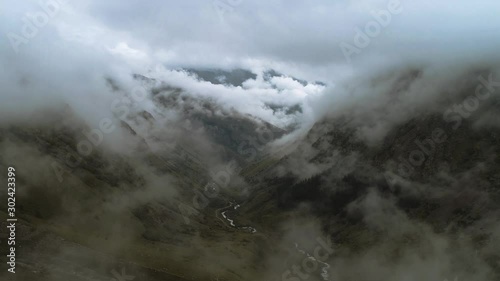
[1,0,500,130]
[107,42,148,61]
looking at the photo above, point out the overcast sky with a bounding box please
[2,0,500,128]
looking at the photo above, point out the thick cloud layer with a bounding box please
[3,0,500,130]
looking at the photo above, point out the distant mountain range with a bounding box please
[182,67,326,88]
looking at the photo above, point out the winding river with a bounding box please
[294,243,330,281]
[218,202,330,280]
[219,202,257,233]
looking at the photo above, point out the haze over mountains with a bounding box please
[1,1,500,281]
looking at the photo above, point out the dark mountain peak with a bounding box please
[182,67,257,87]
